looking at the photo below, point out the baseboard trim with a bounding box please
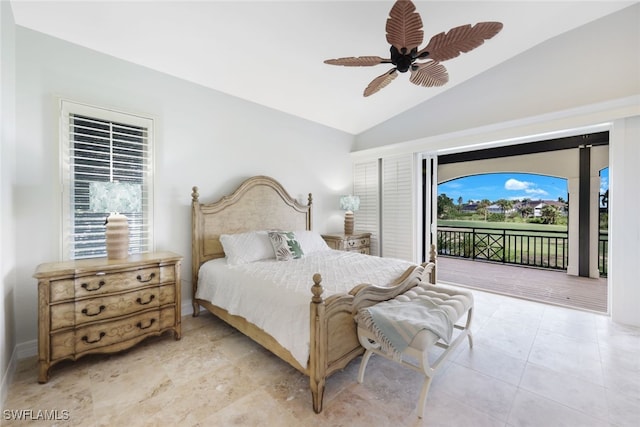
[15,339,37,360]
[182,299,194,317]
[1,345,18,407]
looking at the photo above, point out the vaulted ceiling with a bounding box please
[10,0,635,134]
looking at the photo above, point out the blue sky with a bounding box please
[438,169,609,204]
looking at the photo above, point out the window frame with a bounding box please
[59,99,154,260]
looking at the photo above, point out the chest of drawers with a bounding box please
[33,251,182,383]
[322,232,371,254]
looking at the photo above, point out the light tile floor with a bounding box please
[3,289,639,426]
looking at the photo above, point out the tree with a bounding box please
[519,205,534,218]
[437,193,456,218]
[495,199,513,219]
[541,205,559,224]
[476,199,491,221]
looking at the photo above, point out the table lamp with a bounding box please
[90,182,142,259]
[340,195,360,235]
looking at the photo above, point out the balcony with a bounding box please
[436,256,608,313]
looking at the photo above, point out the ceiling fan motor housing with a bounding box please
[390,46,423,73]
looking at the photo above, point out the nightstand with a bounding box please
[33,251,182,383]
[322,232,371,254]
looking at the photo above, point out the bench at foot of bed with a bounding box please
[355,282,474,418]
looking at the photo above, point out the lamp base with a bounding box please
[106,213,129,260]
[344,212,354,235]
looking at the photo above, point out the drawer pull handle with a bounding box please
[348,241,355,246]
[81,281,105,292]
[82,332,105,344]
[136,272,156,283]
[81,305,106,317]
[136,319,156,330]
[136,295,156,305]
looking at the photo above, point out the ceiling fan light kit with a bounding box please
[324,0,503,97]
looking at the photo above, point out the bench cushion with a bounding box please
[358,283,473,353]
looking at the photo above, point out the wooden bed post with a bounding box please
[309,273,326,413]
[191,186,201,316]
[429,244,437,284]
[307,193,313,229]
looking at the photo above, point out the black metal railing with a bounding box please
[599,231,608,277]
[437,226,608,276]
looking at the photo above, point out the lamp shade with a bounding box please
[89,182,142,214]
[339,195,360,212]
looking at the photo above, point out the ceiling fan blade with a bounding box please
[409,61,449,87]
[385,0,424,53]
[364,68,398,97]
[419,21,503,62]
[324,56,390,67]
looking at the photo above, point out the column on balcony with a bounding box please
[568,145,608,279]
[567,177,579,276]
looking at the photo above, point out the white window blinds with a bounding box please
[381,154,415,262]
[60,100,154,260]
[353,160,380,255]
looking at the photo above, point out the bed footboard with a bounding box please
[308,262,432,413]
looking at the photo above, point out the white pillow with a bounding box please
[220,231,275,266]
[294,230,331,254]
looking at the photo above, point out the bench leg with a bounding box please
[417,374,433,418]
[465,307,474,349]
[357,349,374,384]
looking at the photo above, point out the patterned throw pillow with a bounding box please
[268,231,304,261]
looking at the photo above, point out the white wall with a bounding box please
[609,116,640,325]
[1,0,17,404]
[12,27,354,350]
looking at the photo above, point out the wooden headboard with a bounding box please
[191,175,312,295]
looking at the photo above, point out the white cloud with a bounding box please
[600,177,608,194]
[525,188,548,196]
[505,178,534,191]
[505,178,548,198]
[443,182,463,189]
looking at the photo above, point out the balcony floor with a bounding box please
[436,256,608,313]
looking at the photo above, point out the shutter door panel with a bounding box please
[382,154,415,261]
[353,160,380,256]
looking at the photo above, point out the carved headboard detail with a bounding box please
[191,175,312,294]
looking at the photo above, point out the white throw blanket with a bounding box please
[357,298,453,361]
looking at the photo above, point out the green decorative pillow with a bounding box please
[268,231,304,261]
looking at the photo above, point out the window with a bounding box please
[60,100,154,260]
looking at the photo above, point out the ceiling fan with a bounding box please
[324,0,503,97]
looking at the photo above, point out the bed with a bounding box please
[191,175,437,413]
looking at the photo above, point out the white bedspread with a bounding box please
[196,250,414,367]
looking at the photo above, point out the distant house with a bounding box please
[515,200,568,217]
[487,204,503,214]
[462,202,518,215]
[461,203,479,213]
